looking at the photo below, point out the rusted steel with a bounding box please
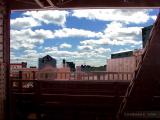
[10,0,160,10]
[0,1,11,120]
[11,80,129,119]
[118,13,160,119]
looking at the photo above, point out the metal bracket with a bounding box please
[34,0,57,8]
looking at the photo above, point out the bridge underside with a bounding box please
[11,0,160,10]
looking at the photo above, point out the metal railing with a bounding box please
[78,72,133,81]
[10,72,133,94]
[11,79,130,95]
[11,71,133,81]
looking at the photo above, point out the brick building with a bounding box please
[37,64,71,80]
[10,62,27,79]
[19,68,38,80]
[107,49,144,73]
[38,55,57,69]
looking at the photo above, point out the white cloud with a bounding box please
[11,45,111,67]
[11,9,155,67]
[95,48,111,54]
[53,28,103,38]
[104,21,141,35]
[59,43,72,49]
[43,46,110,63]
[78,45,111,55]
[11,17,41,29]
[113,48,132,54]
[44,47,58,51]
[80,38,141,46]
[11,27,102,50]
[103,21,142,45]
[80,21,142,46]
[72,9,152,24]
[10,49,39,66]
[24,49,38,54]
[11,29,54,50]
[78,45,93,51]
[80,39,107,46]
[23,10,69,27]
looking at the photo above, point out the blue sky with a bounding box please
[10,9,159,67]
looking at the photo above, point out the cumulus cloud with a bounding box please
[10,49,39,66]
[43,46,110,62]
[44,47,58,51]
[10,20,141,67]
[23,10,69,27]
[95,48,111,54]
[11,9,156,67]
[72,9,152,24]
[11,17,41,29]
[59,43,72,49]
[11,28,102,50]
[11,29,54,50]
[80,21,142,46]
[80,39,107,46]
[78,45,93,51]
[53,28,103,38]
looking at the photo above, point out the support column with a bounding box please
[0,1,10,120]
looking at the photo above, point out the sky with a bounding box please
[10,9,159,67]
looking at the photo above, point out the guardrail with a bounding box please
[11,72,133,95]
[78,72,133,81]
[10,72,133,94]
[11,71,133,81]
[11,80,130,96]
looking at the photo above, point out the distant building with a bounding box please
[56,67,71,80]
[30,66,37,68]
[37,64,71,80]
[76,66,81,72]
[38,55,57,69]
[142,25,153,48]
[62,59,75,72]
[80,65,106,72]
[10,62,27,78]
[66,62,75,72]
[37,65,57,80]
[19,68,38,80]
[107,49,143,73]
[111,51,133,59]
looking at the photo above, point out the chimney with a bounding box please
[63,59,66,68]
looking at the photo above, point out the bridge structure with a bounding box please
[9,72,133,119]
[0,0,160,120]
[117,12,160,120]
[11,79,130,120]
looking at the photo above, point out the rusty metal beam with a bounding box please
[117,13,160,119]
[34,0,44,8]
[10,0,160,10]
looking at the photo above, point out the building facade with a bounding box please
[19,68,38,80]
[107,49,144,73]
[142,25,153,48]
[10,62,27,79]
[38,55,57,69]
[37,64,71,80]
[62,59,75,72]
